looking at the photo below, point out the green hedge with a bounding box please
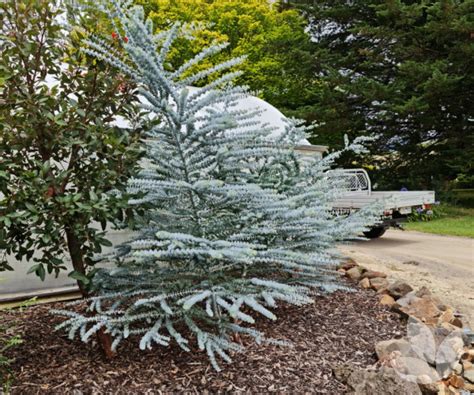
[452,189,474,207]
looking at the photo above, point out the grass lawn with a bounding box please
[405,205,474,238]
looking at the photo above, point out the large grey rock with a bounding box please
[375,338,418,361]
[405,317,464,377]
[391,357,439,382]
[435,335,464,378]
[375,330,441,383]
[406,319,437,365]
[334,365,422,395]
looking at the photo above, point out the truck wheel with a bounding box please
[363,226,387,239]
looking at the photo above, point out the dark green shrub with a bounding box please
[0,0,143,294]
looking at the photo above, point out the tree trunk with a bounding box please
[65,227,88,297]
[65,227,116,359]
[97,327,116,359]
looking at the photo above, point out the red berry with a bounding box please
[123,36,129,43]
[111,32,118,40]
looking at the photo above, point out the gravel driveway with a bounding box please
[340,229,474,327]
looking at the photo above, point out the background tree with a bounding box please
[0,0,143,294]
[295,0,474,191]
[133,0,318,117]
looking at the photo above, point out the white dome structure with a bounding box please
[113,86,327,158]
[44,74,326,156]
[186,86,310,145]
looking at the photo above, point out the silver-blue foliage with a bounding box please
[53,0,379,371]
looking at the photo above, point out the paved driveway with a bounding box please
[339,229,474,327]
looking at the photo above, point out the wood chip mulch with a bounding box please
[1,286,405,394]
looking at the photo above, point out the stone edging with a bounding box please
[335,259,474,395]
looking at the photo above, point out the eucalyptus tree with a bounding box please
[54,1,377,368]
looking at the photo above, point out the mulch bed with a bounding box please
[1,286,405,394]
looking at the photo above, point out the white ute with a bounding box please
[328,168,436,238]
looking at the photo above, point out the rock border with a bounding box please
[336,259,474,395]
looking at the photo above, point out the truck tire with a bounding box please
[363,226,387,239]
